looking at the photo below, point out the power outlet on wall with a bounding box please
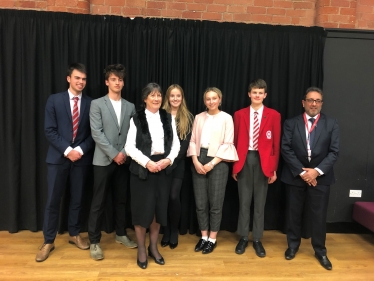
[349,190,362,197]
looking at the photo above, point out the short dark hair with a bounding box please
[248,79,267,92]
[304,87,323,100]
[67,63,87,76]
[104,64,126,80]
[141,83,163,107]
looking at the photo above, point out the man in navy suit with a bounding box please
[36,63,94,262]
[281,87,339,270]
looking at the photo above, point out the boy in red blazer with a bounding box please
[232,79,281,257]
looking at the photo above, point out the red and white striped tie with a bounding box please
[253,111,259,150]
[72,97,79,142]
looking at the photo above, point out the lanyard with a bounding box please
[303,113,320,158]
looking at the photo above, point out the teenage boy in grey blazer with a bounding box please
[88,64,137,260]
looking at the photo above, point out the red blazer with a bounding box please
[232,106,281,177]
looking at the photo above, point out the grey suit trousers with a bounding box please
[191,148,229,232]
[237,151,268,240]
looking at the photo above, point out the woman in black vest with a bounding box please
[160,84,194,249]
[125,83,180,269]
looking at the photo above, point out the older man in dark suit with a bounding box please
[36,63,94,262]
[88,64,137,260]
[281,87,339,270]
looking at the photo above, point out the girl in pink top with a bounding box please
[187,87,238,254]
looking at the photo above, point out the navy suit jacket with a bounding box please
[281,112,339,187]
[45,91,94,166]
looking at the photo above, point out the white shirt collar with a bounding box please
[305,113,320,120]
[68,89,82,100]
[250,105,264,114]
[145,108,160,117]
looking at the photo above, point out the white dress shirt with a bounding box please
[300,113,323,176]
[125,109,180,168]
[64,90,83,156]
[248,105,263,150]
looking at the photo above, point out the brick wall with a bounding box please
[0,0,90,13]
[1,0,374,30]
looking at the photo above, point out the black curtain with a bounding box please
[0,9,326,234]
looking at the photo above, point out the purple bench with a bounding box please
[353,202,374,232]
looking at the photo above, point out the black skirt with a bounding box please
[130,155,172,228]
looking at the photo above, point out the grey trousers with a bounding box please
[191,148,229,232]
[237,151,268,240]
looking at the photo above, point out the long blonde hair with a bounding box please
[162,84,194,140]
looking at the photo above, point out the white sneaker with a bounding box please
[90,243,104,260]
[115,235,138,248]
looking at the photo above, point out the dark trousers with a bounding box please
[43,162,89,243]
[237,151,268,240]
[88,162,129,244]
[286,184,330,256]
[191,148,229,232]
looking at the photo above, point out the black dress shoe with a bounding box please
[194,239,208,252]
[315,254,332,270]
[285,248,298,260]
[160,240,169,247]
[148,247,165,265]
[202,241,217,254]
[169,242,178,249]
[235,238,248,255]
[137,258,148,269]
[253,241,266,257]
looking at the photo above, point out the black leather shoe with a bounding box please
[160,240,169,247]
[137,258,148,269]
[202,241,217,254]
[315,254,332,270]
[253,241,266,257]
[148,247,165,265]
[194,239,208,252]
[169,242,178,249]
[285,248,298,260]
[235,238,248,255]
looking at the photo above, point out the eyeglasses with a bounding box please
[305,98,323,105]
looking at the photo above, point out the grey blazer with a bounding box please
[90,95,136,166]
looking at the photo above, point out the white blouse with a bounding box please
[200,113,215,148]
[125,109,180,168]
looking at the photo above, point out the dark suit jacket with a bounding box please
[44,91,94,166]
[281,112,339,186]
[233,106,281,177]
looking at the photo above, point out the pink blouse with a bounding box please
[187,111,238,161]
